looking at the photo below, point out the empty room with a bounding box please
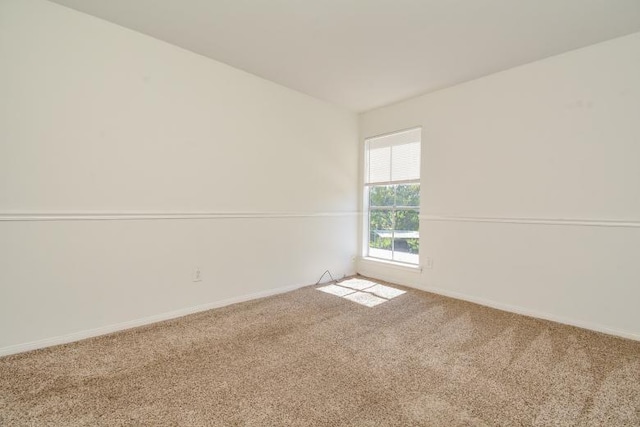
[1,0,640,425]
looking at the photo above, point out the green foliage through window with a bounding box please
[368,184,420,260]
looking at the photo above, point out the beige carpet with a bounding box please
[1,277,639,426]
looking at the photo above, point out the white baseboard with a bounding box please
[413,282,640,342]
[0,283,305,357]
[358,267,640,342]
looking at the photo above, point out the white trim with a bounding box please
[360,256,423,272]
[0,211,359,222]
[358,268,640,341]
[0,283,305,357]
[363,125,423,142]
[365,178,420,187]
[413,282,640,342]
[422,214,640,228]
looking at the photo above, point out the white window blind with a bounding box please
[365,128,421,184]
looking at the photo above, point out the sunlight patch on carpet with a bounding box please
[342,291,388,307]
[317,284,356,297]
[339,278,376,290]
[365,284,406,299]
[316,278,406,307]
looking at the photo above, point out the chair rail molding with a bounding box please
[0,211,360,222]
[421,214,640,228]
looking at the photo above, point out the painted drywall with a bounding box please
[359,32,640,340]
[0,0,358,353]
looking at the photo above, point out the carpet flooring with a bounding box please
[1,277,639,426]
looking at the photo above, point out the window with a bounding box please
[364,128,421,264]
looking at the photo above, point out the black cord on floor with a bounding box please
[315,270,336,285]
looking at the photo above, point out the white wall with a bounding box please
[359,32,640,340]
[0,0,358,354]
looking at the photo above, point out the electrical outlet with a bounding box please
[424,257,434,269]
[192,267,202,282]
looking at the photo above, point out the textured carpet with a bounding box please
[1,277,639,426]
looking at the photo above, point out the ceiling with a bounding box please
[49,0,640,112]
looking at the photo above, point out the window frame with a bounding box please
[363,127,422,266]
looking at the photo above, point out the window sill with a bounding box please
[359,256,423,273]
